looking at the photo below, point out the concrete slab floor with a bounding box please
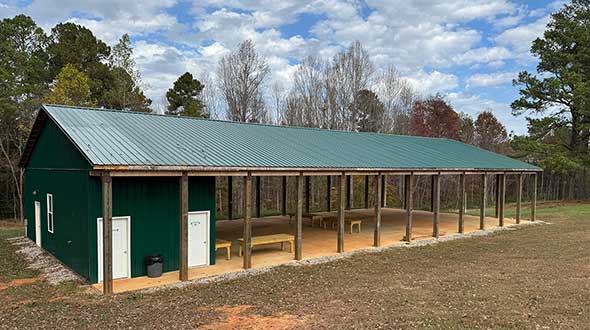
[93,207,528,293]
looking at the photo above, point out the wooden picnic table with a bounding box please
[237,233,295,256]
[289,211,370,229]
[321,216,363,234]
[288,212,323,227]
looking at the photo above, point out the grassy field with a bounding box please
[1,202,590,329]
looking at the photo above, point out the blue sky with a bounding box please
[1,0,567,134]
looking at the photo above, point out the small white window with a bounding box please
[47,194,54,233]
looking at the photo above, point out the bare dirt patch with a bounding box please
[0,277,41,292]
[199,305,301,330]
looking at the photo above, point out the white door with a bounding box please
[97,217,131,282]
[34,201,41,247]
[188,211,209,267]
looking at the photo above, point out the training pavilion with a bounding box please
[20,105,541,294]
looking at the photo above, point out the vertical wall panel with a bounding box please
[87,176,216,283]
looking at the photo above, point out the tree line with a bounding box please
[1,0,589,220]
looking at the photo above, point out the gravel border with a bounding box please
[7,237,82,285]
[141,220,548,294]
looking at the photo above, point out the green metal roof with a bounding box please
[27,104,540,172]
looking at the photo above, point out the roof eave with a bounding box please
[91,164,543,174]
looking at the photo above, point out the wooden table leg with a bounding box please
[289,241,293,253]
[226,246,231,260]
[238,244,243,257]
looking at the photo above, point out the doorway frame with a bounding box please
[187,210,210,268]
[34,201,41,247]
[97,216,132,283]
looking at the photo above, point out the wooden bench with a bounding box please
[215,239,232,260]
[237,234,295,256]
[288,213,323,227]
[321,218,362,234]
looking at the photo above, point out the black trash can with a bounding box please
[145,254,164,278]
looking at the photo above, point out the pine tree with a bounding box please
[355,89,385,133]
[105,34,151,112]
[512,0,590,161]
[166,72,206,117]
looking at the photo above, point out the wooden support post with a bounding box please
[243,173,252,269]
[101,172,113,294]
[516,173,523,224]
[531,173,537,222]
[255,176,261,218]
[458,173,465,234]
[494,174,501,218]
[281,176,287,216]
[346,175,353,210]
[305,176,310,214]
[337,173,345,252]
[402,175,407,209]
[404,174,413,242]
[374,174,382,247]
[179,172,189,281]
[430,175,435,212]
[499,174,506,227]
[228,176,233,220]
[480,174,487,230]
[381,175,387,207]
[365,175,369,209]
[295,173,303,260]
[432,175,440,238]
[364,176,369,209]
[326,176,331,212]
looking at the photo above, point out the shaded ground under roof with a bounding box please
[92,207,529,293]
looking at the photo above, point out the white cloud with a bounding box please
[466,71,518,87]
[495,15,550,59]
[405,70,459,95]
[133,41,208,102]
[366,0,516,24]
[69,13,176,44]
[10,0,178,43]
[453,46,513,66]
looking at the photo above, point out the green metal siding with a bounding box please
[87,176,216,283]
[27,116,91,170]
[24,116,92,280]
[25,169,91,280]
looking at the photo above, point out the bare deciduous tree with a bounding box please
[217,40,270,123]
[270,81,286,124]
[200,73,221,119]
[375,65,417,135]
[292,56,327,127]
[326,41,375,131]
[280,93,305,126]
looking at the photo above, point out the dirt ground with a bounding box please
[1,202,590,329]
